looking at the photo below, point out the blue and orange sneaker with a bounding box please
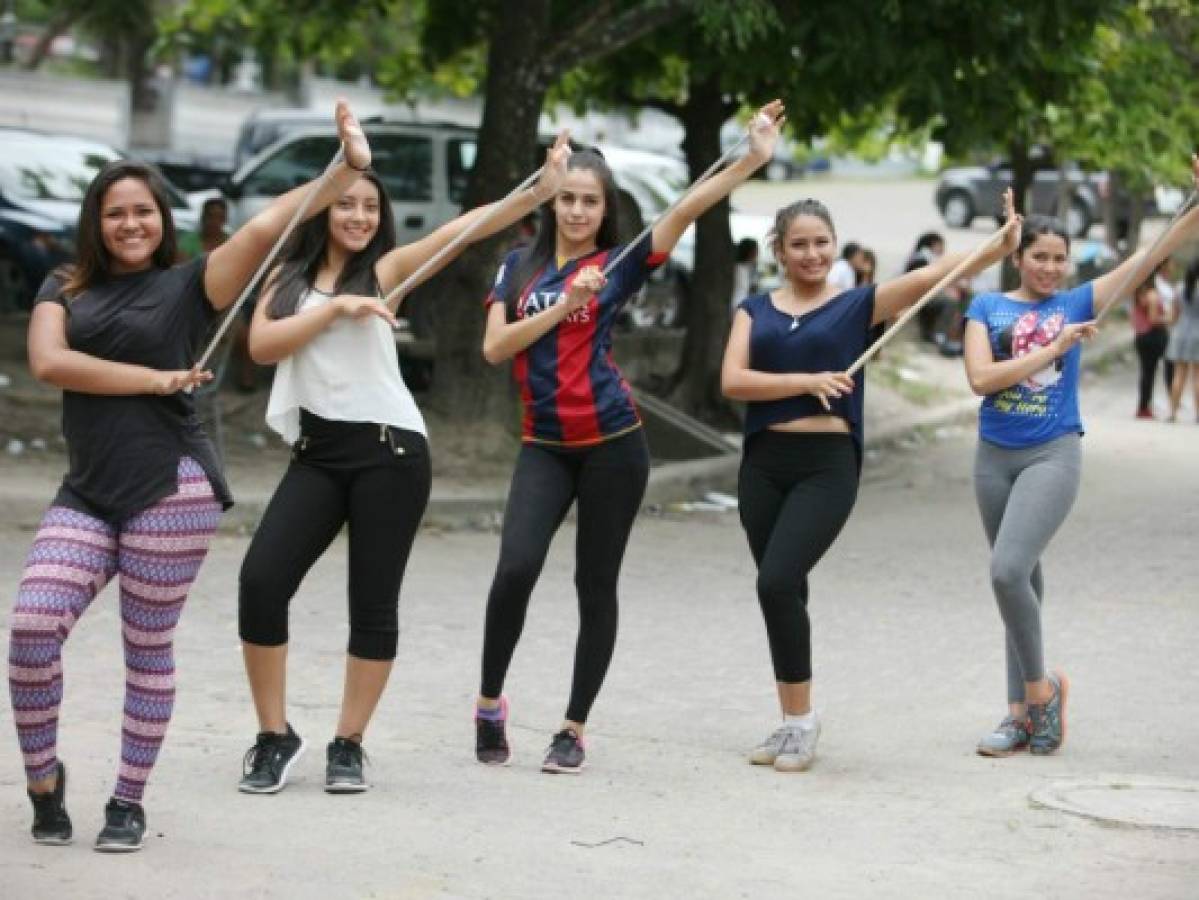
[1029,670,1069,755]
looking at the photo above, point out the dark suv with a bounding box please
[935,154,1150,238]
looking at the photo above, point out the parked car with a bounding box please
[935,154,1155,238]
[218,119,770,331]
[0,128,198,311]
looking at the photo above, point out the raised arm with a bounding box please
[650,100,783,255]
[375,132,572,310]
[28,302,210,396]
[873,189,1020,326]
[1092,157,1199,317]
[482,266,603,365]
[204,100,371,310]
[720,309,853,410]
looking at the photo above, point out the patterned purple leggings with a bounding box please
[8,458,220,802]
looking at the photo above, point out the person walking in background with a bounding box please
[8,100,372,852]
[827,241,864,293]
[1131,277,1170,419]
[731,237,761,312]
[1166,257,1199,422]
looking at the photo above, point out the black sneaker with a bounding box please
[475,696,511,766]
[94,799,146,853]
[541,728,586,774]
[325,737,369,794]
[239,723,305,794]
[28,760,72,845]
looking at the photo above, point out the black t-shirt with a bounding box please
[34,257,234,524]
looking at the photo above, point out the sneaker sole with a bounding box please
[748,752,778,766]
[238,739,307,794]
[32,834,72,846]
[94,838,144,853]
[477,753,512,767]
[976,745,1027,758]
[324,781,370,794]
[540,761,585,774]
[773,758,816,773]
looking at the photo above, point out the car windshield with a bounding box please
[0,138,119,202]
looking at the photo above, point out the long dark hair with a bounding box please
[501,150,620,321]
[266,170,396,318]
[59,160,178,298]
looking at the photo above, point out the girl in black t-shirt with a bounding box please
[9,102,373,852]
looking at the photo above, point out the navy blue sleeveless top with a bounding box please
[738,286,876,460]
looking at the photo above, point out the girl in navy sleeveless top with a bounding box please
[473,102,785,774]
[721,194,1018,772]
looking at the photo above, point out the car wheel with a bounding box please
[0,251,32,314]
[1066,198,1092,238]
[941,190,974,229]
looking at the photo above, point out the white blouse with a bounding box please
[265,288,426,444]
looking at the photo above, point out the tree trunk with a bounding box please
[1002,139,1035,290]
[23,10,81,70]
[424,0,553,428]
[1103,170,1123,251]
[666,72,738,425]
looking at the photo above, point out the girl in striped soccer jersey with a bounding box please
[473,101,783,774]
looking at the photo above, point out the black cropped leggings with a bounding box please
[239,411,431,661]
[480,429,649,724]
[737,431,859,683]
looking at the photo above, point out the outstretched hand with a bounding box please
[336,99,370,171]
[535,130,572,202]
[1000,187,1023,252]
[336,294,399,328]
[747,99,785,166]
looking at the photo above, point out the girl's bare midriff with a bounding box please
[768,415,850,434]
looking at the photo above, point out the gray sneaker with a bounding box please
[774,719,821,773]
[748,726,791,765]
[976,716,1031,757]
[1029,670,1069,755]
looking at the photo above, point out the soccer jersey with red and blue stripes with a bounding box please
[486,234,667,447]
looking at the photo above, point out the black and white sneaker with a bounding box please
[94,799,146,853]
[28,760,72,845]
[325,737,369,793]
[239,723,306,794]
[541,728,586,774]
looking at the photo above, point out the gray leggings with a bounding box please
[973,433,1081,704]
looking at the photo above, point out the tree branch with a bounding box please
[540,0,691,86]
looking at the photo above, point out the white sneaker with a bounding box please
[773,718,821,773]
[748,726,791,765]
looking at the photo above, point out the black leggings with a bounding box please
[1135,327,1169,411]
[239,411,431,661]
[480,428,649,724]
[737,431,859,683]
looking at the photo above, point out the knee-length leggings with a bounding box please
[479,429,649,724]
[973,433,1081,704]
[239,412,432,662]
[8,457,220,802]
[737,431,859,684]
